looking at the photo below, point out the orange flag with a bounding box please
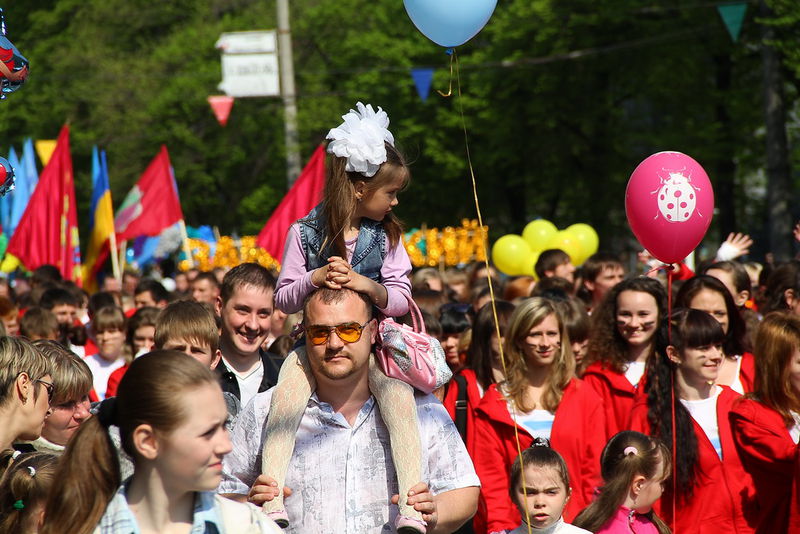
[7,125,82,284]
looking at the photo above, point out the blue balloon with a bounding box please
[0,157,14,197]
[404,0,497,48]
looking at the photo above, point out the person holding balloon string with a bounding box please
[675,275,755,394]
[581,277,668,439]
[629,308,756,533]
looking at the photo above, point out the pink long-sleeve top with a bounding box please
[275,223,412,317]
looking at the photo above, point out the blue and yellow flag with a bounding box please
[82,146,114,290]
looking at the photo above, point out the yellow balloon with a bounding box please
[525,250,540,279]
[566,223,599,265]
[0,254,20,273]
[522,219,558,253]
[492,234,532,276]
[546,231,582,265]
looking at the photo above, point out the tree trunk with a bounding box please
[714,53,737,238]
[760,0,793,261]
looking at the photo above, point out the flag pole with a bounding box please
[178,220,194,268]
[109,231,121,280]
[119,239,127,274]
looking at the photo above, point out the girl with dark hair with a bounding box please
[573,431,671,534]
[582,277,667,438]
[676,275,755,393]
[443,300,515,457]
[761,260,800,315]
[39,351,280,534]
[507,438,590,533]
[472,298,605,531]
[630,308,755,533]
[730,312,800,533]
[439,304,472,372]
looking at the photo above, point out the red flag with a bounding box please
[7,125,83,284]
[115,145,184,242]
[256,145,326,261]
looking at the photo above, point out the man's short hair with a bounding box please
[194,271,220,289]
[88,292,118,316]
[134,279,170,304]
[534,249,571,280]
[92,306,126,334]
[0,337,50,407]
[128,306,160,339]
[31,340,92,405]
[581,252,623,283]
[19,307,59,339]
[155,299,219,353]
[31,265,62,287]
[302,288,372,324]
[0,296,17,318]
[220,263,276,303]
[39,287,79,310]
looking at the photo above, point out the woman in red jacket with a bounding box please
[730,311,800,534]
[582,277,667,438]
[443,300,515,457]
[473,297,605,533]
[676,275,755,393]
[630,308,756,534]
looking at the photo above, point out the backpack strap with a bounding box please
[453,374,468,444]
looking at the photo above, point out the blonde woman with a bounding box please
[472,297,605,533]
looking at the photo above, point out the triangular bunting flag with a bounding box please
[411,68,435,102]
[717,3,747,43]
[35,139,57,166]
[208,95,235,126]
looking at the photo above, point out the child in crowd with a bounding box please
[573,431,671,534]
[268,103,425,532]
[15,341,92,455]
[507,438,590,534]
[83,306,127,399]
[105,306,159,398]
[40,351,281,534]
[535,249,576,286]
[19,307,59,341]
[0,451,57,534]
[154,299,221,369]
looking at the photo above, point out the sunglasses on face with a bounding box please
[35,379,54,403]
[306,321,369,345]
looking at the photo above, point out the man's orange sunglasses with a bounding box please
[306,321,370,345]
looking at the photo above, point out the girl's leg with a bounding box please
[260,346,316,525]
[368,357,426,534]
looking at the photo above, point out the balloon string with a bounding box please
[451,48,532,534]
[437,48,455,98]
[667,268,677,533]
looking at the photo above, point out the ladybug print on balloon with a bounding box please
[0,157,16,197]
[0,8,29,100]
[653,168,701,222]
[626,151,714,265]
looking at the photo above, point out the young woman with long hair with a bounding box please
[472,297,605,532]
[630,308,755,533]
[676,274,755,393]
[730,312,800,533]
[40,351,280,534]
[582,277,667,438]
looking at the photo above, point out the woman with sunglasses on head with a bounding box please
[266,103,434,533]
[0,337,53,453]
[676,275,754,393]
[472,297,605,533]
[582,277,668,439]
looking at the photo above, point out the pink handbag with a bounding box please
[376,295,452,394]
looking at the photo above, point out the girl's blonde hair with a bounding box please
[0,452,58,534]
[573,431,671,534]
[503,297,574,413]
[320,142,408,259]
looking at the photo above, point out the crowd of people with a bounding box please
[2,101,800,534]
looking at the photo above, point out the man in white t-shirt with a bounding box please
[215,263,284,409]
[219,287,480,533]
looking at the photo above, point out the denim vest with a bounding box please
[297,205,386,282]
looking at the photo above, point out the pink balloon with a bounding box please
[625,151,714,264]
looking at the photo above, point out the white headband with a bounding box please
[326,102,395,178]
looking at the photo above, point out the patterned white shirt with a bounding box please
[219,389,480,534]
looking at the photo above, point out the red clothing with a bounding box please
[105,364,129,398]
[730,397,800,534]
[472,378,605,532]
[629,386,756,533]
[738,352,755,393]
[442,368,485,458]
[582,362,645,439]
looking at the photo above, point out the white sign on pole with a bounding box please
[216,31,280,98]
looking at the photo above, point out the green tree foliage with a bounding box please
[0,0,796,259]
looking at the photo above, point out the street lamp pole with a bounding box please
[277,0,301,187]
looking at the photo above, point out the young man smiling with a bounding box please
[215,263,283,408]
